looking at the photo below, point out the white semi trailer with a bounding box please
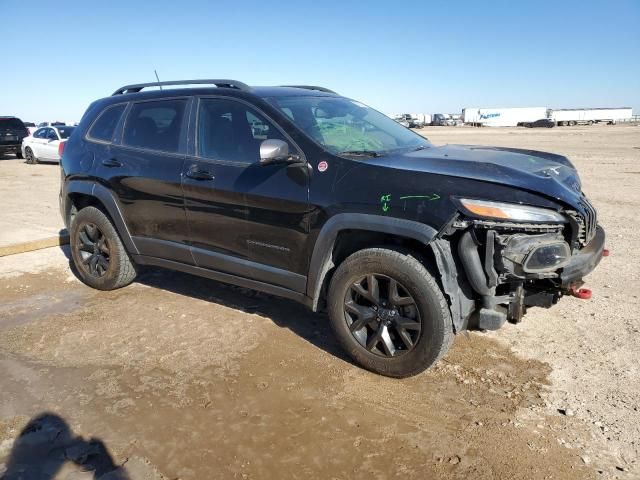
[411,113,432,126]
[549,108,632,126]
[462,107,547,127]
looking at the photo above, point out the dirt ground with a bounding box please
[0,154,64,249]
[0,124,638,479]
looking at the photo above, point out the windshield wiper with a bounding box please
[412,145,429,151]
[338,150,382,157]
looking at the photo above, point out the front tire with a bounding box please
[328,248,453,378]
[70,206,137,290]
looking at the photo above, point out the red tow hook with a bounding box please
[602,248,610,257]
[569,286,592,300]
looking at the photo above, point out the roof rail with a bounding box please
[112,79,251,96]
[281,85,337,94]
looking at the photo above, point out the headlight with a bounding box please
[459,198,566,223]
[523,242,571,272]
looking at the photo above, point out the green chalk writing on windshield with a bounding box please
[399,194,441,201]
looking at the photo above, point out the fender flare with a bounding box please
[306,213,438,311]
[64,180,139,254]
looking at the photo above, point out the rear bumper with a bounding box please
[560,225,605,286]
[0,144,21,152]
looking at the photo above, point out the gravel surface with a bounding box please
[423,124,640,475]
[0,154,63,248]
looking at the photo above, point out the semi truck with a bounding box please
[549,108,633,126]
[432,113,457,126]
[462,107,547,127]
[388,113,431,128]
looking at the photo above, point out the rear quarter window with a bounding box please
[87,104,126,142]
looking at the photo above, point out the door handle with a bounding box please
[102,158,122,168]
[186,166,215,181]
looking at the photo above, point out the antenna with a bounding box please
[154,70,162,90]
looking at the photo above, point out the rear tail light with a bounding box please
[58,141,66,158]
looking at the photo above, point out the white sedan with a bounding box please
[22,125,75,164]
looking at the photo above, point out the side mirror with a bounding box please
[259,139,300,166]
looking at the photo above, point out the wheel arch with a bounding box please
[64,180,139,254]
[306,214,438,312]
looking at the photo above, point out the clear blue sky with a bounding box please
[1,0,638,122]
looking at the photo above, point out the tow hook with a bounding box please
[569,286,592,300]
[602,248,610,257]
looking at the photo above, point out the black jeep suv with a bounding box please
[60,79,605,377]
[0,116,29,158]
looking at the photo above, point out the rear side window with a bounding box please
[123,99,187,153]
[57,126,75,139]
[88,104,126,142]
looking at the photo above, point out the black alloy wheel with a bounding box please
[344,274,421,357]
[76,223,111,277]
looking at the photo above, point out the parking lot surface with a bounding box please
[0,155,64,250]
[1,125,638,478]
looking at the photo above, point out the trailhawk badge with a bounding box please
[317,161,328,172]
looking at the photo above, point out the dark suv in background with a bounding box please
[60,79,605,377]
[0,116,29,158]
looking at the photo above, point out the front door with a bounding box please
[182,96,310,292]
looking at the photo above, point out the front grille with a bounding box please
[578,198,597,246]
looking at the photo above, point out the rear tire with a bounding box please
[15,150,23,159]
[70,206,137,290]
[24,147,37,164]
[327,247,453,378]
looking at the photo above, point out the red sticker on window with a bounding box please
[318,161,328,172]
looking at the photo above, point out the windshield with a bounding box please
[56,126,75,139]
[266,96,431,155]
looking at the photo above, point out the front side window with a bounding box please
[197,98,291,163]
[88,104,126,142]
[266,96,431,156]
[33,128,46,139]
[123,99,187,153]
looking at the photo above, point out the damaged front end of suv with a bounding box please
[439,195,605,331]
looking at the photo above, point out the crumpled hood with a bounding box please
[367,144,584,207]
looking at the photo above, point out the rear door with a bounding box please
[41,128,60,160]
[182,96,309,291]
[96,97,192,263]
